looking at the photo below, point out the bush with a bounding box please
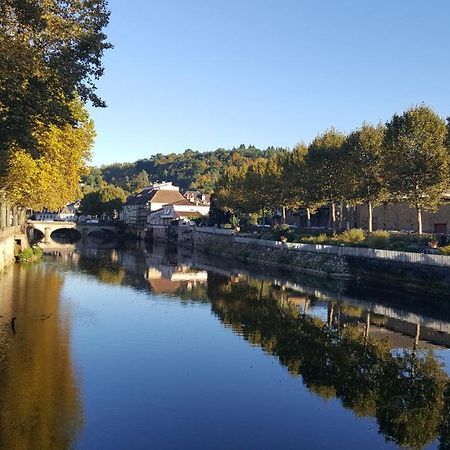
[17,245,43,263]
[334,228,365,245]
[315,233,329,244]
[32,245,43,258]
[440,245,450,255]
[17,248,34,263]
[365,230,390,249]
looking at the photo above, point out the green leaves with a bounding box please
[0,0,111,165]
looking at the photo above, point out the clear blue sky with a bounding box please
[89,0,450,166]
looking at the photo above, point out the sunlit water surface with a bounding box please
[1,244,450,449]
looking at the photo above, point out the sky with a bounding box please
[89,0,450,166]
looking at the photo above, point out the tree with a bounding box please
[128,170,150,193]
[3,98,95,210]
[80,191,102,216]
[99,185,127,217]
[384,106,450,234]
[344,124,386,232]
[0,0,111,168]
[304,129,347,232]
[283,143,320,228]
[80,184,127,218]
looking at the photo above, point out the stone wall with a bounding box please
[346,255,450,296]
[0,227,21,271]
[193,228,450,295]
[193,229,350,279]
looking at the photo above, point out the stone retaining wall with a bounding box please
[0,227,22,271]
[193,228,450,294]
[193,229,350,278]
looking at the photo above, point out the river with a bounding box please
[1,242,450,449]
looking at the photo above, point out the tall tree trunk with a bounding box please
[328,303,334,328]
[368,201,373,233]
[306,207,311,229]
[330,202,336,233]
[281,206,286,225]
[414,323,421,351]
[364,312,371,341]
[416,205,423,235]
[338,200,344,231]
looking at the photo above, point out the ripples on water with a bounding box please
[1,242,450,449]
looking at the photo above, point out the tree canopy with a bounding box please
[4,98,95,210]
[0,0,111,163]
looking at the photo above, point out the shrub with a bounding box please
[315,233,328,244]
[334,228,365,245]
[32,245,43,258]
[365,230,390,249]
[440,245,450,255]
[17,248,34,263]
[17,245,43,263]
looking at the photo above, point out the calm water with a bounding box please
[1,243,450,449]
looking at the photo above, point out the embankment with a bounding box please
[192,228,450,295]
[193,229,349,279]
[0,227,29,271]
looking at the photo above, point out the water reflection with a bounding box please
[4,243,450,448]
[62,243,450,449]
[0,264,82,449]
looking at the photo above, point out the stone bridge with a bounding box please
[28,221,122,243]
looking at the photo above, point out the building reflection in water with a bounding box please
[0,264,82,449]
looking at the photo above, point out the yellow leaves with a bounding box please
[3,98,95,210]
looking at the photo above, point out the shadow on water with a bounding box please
[6,240,450,448]
[0,264,82,450]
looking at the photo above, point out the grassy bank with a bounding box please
[258,226,447,253]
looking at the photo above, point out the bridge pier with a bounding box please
[44,227,52,244]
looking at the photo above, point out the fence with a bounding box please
[195,228,450,268]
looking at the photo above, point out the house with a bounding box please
[35,206,77,222]
[122,182,186,227]
[147,199,209,227]
[183,190,211,206]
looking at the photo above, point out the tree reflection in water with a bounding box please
[0,264,82,450]
[206,273,450,449]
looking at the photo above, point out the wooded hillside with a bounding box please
[87,145,286,193]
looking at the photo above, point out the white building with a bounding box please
[122,182,186,227]
[147,199,210,226]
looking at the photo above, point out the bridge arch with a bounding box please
[28,220,122,244]
[50,227,82,243]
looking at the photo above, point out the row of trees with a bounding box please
[0,0,111,212]
[214,106,450,234]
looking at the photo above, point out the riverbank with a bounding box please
[192,228,450,296]
[0,226,30,271]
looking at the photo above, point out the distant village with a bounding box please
[33,181,211,229]
[31,180,450,237]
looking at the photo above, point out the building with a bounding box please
[147,199,209,227]
[350,201,450,234]
[285,194,450,234]
[183,190,211,206]
[34,206,77,222]
[122,182,186,227]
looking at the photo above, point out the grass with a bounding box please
[263,226,442,253]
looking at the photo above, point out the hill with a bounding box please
[85,145,286,193]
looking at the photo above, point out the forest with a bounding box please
[86,145,286,193]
